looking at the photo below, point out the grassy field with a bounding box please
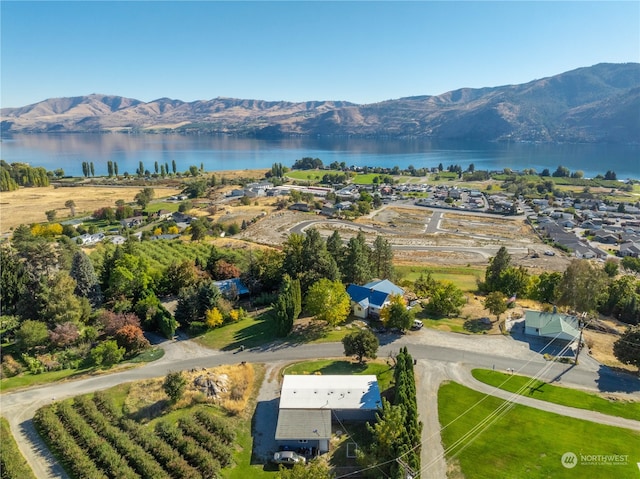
[194,310,368,351]
[0,349,163,393]
[471,369,640,421]
[1,366,94,392]
[395,265,482,293]
[438,381,640,479]
[351,173,382,184]
[0,185,178,233]
[283,359,395,392]
[0,417,37,479]
[284,170,324,182]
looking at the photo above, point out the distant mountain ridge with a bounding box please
[2,63,639,143]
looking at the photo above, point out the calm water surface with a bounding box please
[1,134,638,179]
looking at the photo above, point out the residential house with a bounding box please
[213,278,250,298]
[275,375,382,454]
[524,310,581,342]
[346,279,404,319]
[120,216,145,229]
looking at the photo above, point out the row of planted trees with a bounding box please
[34,392,235,479]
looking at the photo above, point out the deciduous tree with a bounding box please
[305,279,351,326]
[342,329,379,363]
[380,294,412,330]
[64,200,76,217]
[613,326,640,370]
[425,281,466,317]
[16,320,49,352]
[484,291,508,324]
[557,259,607,313]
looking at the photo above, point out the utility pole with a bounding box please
[574,312,589,365]
[397,457,417,479]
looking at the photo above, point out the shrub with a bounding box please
[89,340,125,368]
[1,354,23,378]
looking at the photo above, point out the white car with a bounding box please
[544,250,555,256]
[272,451,306,466]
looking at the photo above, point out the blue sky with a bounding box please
[1,1,638,108]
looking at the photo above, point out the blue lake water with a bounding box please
[1,133,638,179]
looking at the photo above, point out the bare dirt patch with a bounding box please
[583,317,637,373]
[125,363,255,420]
[0,185,178,233]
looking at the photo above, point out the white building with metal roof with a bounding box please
[275,375,382,454]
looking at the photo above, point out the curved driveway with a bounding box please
[2,331,639,479]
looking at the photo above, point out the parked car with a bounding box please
[544,250,555,256]
[272,451,306,466]
[412,319,424,330]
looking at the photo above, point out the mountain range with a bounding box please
[2,63,639,143]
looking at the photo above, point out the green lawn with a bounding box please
[194,313,280,351]
[1,367,93,392]
[145,201,181,214]
[352,173,382,185]
[0,349,163,393]
[284,170,324,181]
[439,381,640,479]
[0,417,37,479]
[395,265,482,293]
[471,369,640,421]
[283,359,395,391]
[194,311,368,351]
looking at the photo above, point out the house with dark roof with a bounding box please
[275,375,381,454]
[346,279,404,319]
[213,278,249,298]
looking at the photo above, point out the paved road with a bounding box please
[2,331,639,479]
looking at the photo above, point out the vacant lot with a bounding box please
[0,185,179,233]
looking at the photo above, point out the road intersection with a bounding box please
[2,330,639,479]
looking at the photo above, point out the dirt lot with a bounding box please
[238,204,571,271]
[0,185,179,233]
[583,318,638,373]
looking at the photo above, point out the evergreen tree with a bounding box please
[326,230,344,269]
[172,160,177,174]
[342,232,372,285]
[282,233,305,280]
[107,161,113,177]
[114,161,119,176]
[69,250,103,307]
[163,371,187,404]
[299,228,340,292]
[0,245,28,315]
[90,162,95,176]
[371,235,394,279]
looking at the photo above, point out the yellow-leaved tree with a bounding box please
[205,307,224,328]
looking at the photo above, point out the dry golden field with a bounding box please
[0,185,179,233]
